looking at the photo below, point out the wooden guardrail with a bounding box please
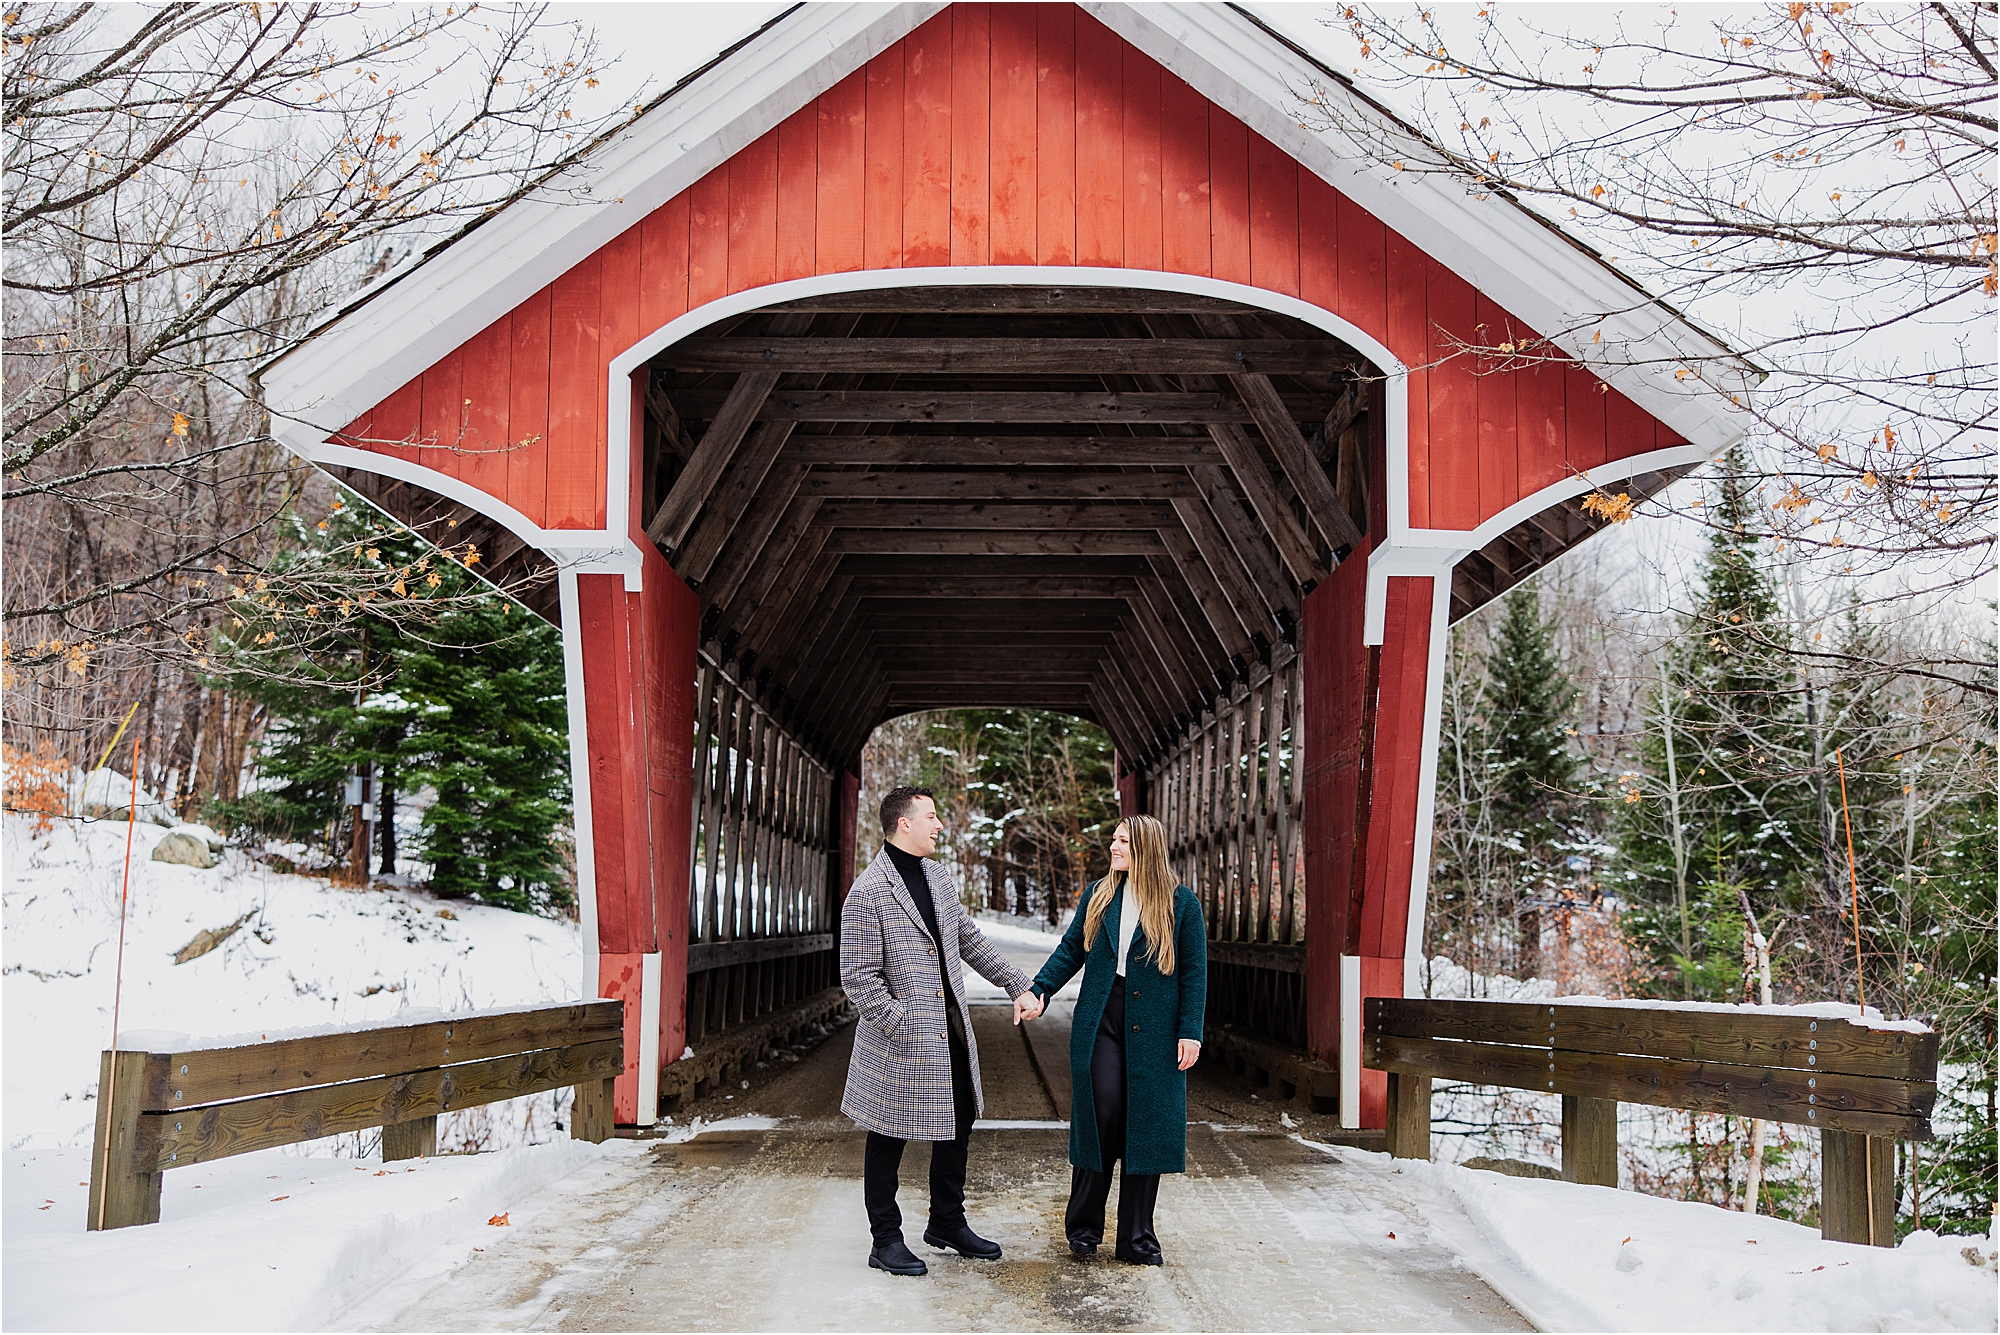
[1365,997,1938,1248]
[88,1000,623,1231]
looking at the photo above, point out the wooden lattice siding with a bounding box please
[691,654,836,944]
[1149,650,1304,947]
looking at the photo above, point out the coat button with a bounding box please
[935,989,943,997]
[1132,990,1141,998]
[940,1031,948,1039]
[1132,1023,1142,1032]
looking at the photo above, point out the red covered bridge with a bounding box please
[261,2,1750,1132]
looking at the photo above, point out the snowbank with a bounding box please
[3,812,583,1152]
[1319,1143,1997,1332]
[1538,995,1931,1035]
[2,1139,621,1331]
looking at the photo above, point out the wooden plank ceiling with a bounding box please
[640,285,1371,767]
[636,284,1680,766]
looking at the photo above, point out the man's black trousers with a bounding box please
[863,1026,977,1245]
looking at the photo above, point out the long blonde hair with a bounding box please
[1081,814,1178,975]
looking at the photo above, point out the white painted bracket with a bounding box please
[638,951,663,1126]
[1340,955,1362,1130]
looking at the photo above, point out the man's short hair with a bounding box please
[879,785,936,837]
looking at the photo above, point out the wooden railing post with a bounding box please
[1560,1095,1619,1187]
[1384,1071,1431,1160]
[1821,1128,1896,1246]
[381,1117,437,1162]
[87,1049,162,1231]
[573,1076,615,1144]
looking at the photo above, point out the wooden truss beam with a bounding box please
[782,436,1224,467]
[1192,313,1365,555]
[663,338,1357,377]
[820,530,1165,558]
[645,369,781,551]
[800,470,1191,501]
[756,390,1266,424]
[811,501,1179,530]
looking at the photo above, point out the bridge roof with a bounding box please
[261,1,1751,467]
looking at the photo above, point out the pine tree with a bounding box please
[1486,587,1580,825]
[1621,449,1811,998]
[1481,586,1582,974]
[1915,767,1998,1233]
[393,600,569,907]
[212,492,572,914]
[1425,586,1590,979]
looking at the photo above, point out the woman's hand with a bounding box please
[1013,991,1044,1025]
[1177,1039,1201,1071]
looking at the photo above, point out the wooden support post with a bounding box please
[1821,1129,1896,1246]
[1560,1095,1619,1187]
[572,1076,615,1144]
[1384,1072,1431,1160]
[87,1049,163,1231]
[381,1116,437,1162]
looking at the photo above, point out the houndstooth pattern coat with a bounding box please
[839,848,1033,1141]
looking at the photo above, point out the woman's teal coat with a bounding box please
[1030,881,1207,1175]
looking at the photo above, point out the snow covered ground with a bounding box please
[1322,1144,1998,1333]
[4,1138,613,1331]
[5,811,1988,1333]
[4,809,583,1155]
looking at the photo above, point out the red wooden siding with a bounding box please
[1301,541,1371,1066]
[1359,576,1434,960]
[332,2,1685,537]
[642,550,700,1070]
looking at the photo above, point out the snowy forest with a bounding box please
[2,0,1992,1275]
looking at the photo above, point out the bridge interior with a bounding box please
[638,283,1372,767]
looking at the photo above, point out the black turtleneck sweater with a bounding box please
[885,843,964,1044]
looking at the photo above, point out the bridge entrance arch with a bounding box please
[262,1,1749,1132]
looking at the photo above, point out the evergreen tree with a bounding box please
[392,600,569,905]
[212,492,571,914]
[1482,587,1583,974]
[1621,449,1811,998]
[1429,586,1584,977]
[1486,587,1580,832]
[1914,764,1998,1233]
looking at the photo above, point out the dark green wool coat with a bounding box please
[1030,881,1207,1175]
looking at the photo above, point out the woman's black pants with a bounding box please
[1064,975,1163,1262]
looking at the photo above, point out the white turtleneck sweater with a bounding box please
[1115,878,1140,976]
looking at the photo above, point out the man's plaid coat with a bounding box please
[839,848,1033,1141]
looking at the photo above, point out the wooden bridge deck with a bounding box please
[332,965,1530,1333]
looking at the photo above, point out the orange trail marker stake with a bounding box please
[1835,747,1866,1012]
[95,731,142,1230]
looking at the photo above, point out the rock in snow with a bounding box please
[150,831,216,869]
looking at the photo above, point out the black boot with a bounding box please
[868,1237,928,1276]
[922,1220,1003,1260]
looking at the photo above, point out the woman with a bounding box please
[1025,814,1206,1265]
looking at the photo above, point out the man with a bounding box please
[839,784,1045,1276]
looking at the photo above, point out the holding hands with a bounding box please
[1012,990,1044,1025]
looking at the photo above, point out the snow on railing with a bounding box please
[1364,995,1938,1249]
